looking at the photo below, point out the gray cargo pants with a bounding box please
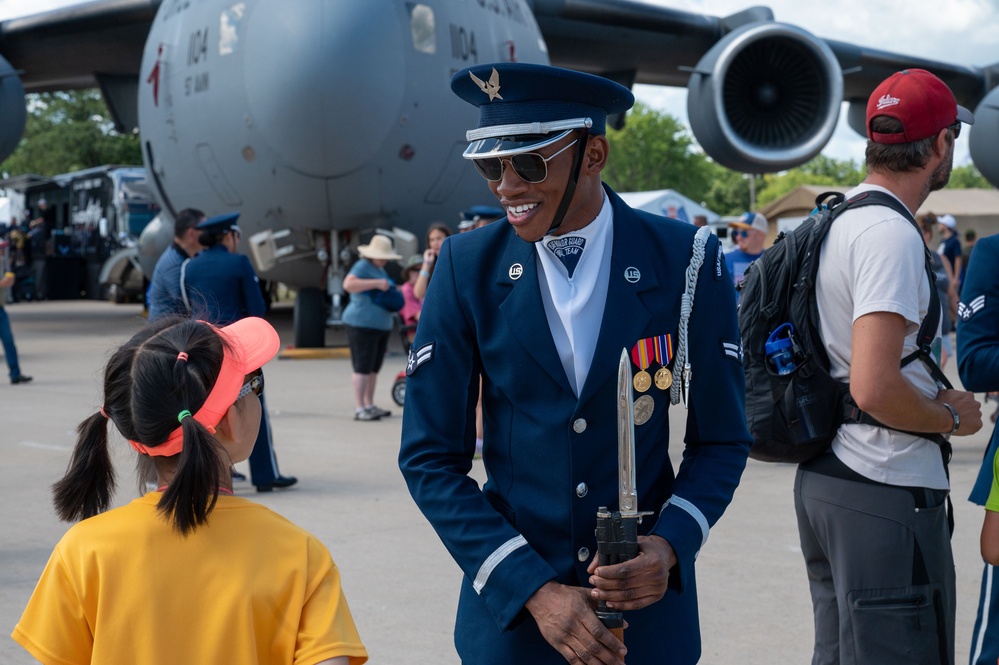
[794,461,955,665]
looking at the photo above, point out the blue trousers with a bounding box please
[970,436,999,664]
[0,306,22,380]
[971,563,999,664]
[248,387,281,486]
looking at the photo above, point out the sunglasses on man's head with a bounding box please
[236,370,264,401]
[471,139,578,183]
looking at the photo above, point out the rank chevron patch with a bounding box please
[958,295,985,322]
[406,342,435,376]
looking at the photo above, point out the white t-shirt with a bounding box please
[816,183,947,490]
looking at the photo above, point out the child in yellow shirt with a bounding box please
[13,316,367,665]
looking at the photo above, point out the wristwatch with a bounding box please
[942,403,960,434]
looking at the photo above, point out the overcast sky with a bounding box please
[2,0,997,164]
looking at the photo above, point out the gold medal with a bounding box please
[634,395,655,426]
[633,369,651,392]
[654,367,673,390]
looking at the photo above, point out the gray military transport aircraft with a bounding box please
[1,0,998,346]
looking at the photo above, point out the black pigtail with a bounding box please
[52,412,117,522]
[158,416,229,535]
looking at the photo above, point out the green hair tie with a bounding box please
[177,410,193,423]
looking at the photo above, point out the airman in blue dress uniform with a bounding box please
[183,212,297,493]
[399,63,751,664]
[959,233,999,665]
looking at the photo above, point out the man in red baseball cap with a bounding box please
[794,68,981,665]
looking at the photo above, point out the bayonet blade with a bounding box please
[617,348,638,517]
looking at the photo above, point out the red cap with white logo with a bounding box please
[866,69,974,144]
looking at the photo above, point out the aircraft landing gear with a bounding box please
[294,287,327,348]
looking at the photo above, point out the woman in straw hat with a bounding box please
[342,234,402,421]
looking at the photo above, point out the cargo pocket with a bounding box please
[849,585,945,665]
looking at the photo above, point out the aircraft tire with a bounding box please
[294,287,327,348]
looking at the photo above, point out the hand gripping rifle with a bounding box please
[595,349,652,646]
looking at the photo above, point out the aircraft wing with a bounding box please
[528,0,999,179]
[0,0,159,135]
[3,0,999,181]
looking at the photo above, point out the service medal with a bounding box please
[654,367,673,390]
[633,394,654,425]
[633,370,651,393]
[630,338,655,393]
[653,334,674,391]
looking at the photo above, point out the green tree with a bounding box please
[603,102,715,197]
[700,163,752,216]
[0,89,141,177]
[754,156,864,207]
[947,164,992,189]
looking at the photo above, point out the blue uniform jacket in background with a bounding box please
[959,234,999,505]
[146,243,188,321]
[182,244,265,326]
[399,185,751,664]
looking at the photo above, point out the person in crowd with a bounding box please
[961,228,976,292]
[0,248,31,384]
[400,254,424,333]
[11,316,367,664]
[958,232,999,664]
[400,62,750,664]
[794,68,981,665]
[412,222,451,300]
[724,211,767,290]
[147,208,206,321]
[342,234,402,421]
[182,212,297,492]
[938,213,963,320]
[918,215,954,368]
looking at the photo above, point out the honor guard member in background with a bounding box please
[147,208,205,321]
[959,233,999,664]
[458,205,505,232]
[399,63,751,665]
[183,212,297,493]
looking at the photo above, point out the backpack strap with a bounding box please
[831,191,953,451]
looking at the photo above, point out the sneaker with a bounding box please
[11,375,32,384]
[231,469,247,482]
[367,405,392,419]
[354,408,381,421]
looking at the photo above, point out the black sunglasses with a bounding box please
[471,139,578,183]
[949,122,961,139]
[236,370,264,400]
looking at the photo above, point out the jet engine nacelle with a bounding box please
[969,86,999,188]
[0,55,26,163]
[686,22,843,173]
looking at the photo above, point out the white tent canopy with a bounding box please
[617,189,719,225]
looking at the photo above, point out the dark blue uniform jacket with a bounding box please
[399,185,751,664]
[182,244,265,326]
[959,234,999,505]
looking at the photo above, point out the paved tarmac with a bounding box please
[0,299,993,664]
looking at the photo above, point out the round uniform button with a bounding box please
[576,482,588,498]
[573,418,587,433]
[577,547,590,562]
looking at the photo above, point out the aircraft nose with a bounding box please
[243,1,407,178]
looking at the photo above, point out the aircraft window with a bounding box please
[408,4,436,54]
